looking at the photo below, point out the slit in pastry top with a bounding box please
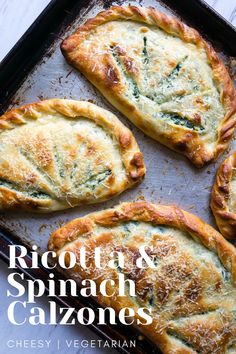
[0,99,145,212]
[49,202,236,354]
[61,6,236,167]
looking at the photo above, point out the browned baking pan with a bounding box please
[0,1,235,353]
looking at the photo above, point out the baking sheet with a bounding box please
[0,0,236,254]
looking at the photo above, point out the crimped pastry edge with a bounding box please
[0,99,145,212]
[211,151,236,239]
[48,201,236,353]
[61,5,236,168]
[49,201,236,283]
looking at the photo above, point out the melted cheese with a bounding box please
[80,20,225,149]
[0,114,126,210]
[62,220,236,353]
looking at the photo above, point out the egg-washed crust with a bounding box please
[61,6,236,168]
[211,152,236,239]
[0,99,145,212]
[49,202,236,354]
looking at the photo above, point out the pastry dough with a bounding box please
[61,6,236,167]
[0,99,145,212]
[49,202,236,354]
[211,151,236,239]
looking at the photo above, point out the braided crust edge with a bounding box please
[211,151,236,239]
[49,202,236,353]
[0,99,145,211]
[61,6,236,167]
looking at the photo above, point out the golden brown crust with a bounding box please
[49,202,236,353]
[61,6,236,168]
[211,151,236,239]
[0,99,145,212]
[49,202,236,276]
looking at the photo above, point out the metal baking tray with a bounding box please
[0,0,236,353]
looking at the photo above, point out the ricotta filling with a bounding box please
[82,20,225,149]
[0,115,126,204]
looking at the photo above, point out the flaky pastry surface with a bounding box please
[49,202,236,353]
[61,6,236,167]
[0,99,145,212]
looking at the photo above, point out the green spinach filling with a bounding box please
[0,178,50,199]
[142,36,149,64]
[28,191,51,199]
[54,146,65,178]
[110,45,140,100]
[111,44,204,132]
[159,113,204,131]
[165,55,188,87]
[146,56,188,104]
[82,169,112,191]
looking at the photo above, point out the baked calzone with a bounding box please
[0,100,145,212]
[211,151,236,239]
[49,202,236,354]
[61,6,236,167]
